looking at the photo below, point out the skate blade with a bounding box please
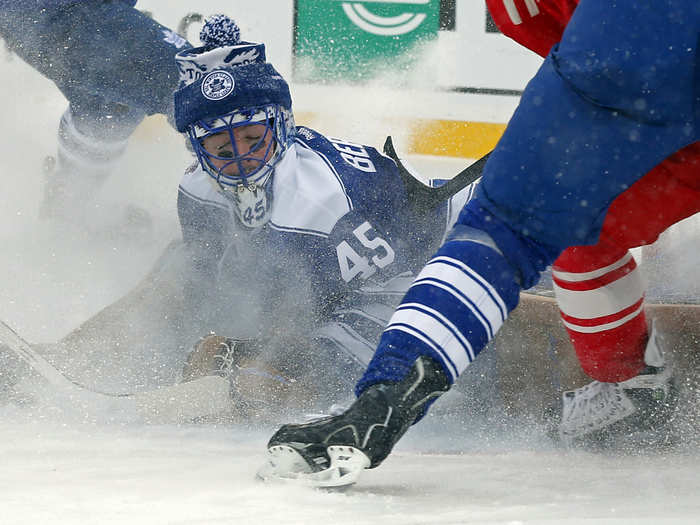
[256,445,370,489]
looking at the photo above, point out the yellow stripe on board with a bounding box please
[295,112,507,159]
[407,119,506,159]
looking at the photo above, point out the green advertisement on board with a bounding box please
[294,0,441,82]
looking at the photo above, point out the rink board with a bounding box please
[490,292,700,421]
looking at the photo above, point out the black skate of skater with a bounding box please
[258,355,451,488]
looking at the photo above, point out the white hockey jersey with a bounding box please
[176,127,475,400]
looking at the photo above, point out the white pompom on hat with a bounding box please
[174,14,267,89]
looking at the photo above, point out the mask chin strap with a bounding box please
[218,168,274,229]
[232,183,272,228]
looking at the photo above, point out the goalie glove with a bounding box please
[259,355,451,487]
[182,334,246,382]
[182,334,306,419]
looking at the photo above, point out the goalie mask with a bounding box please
[174,15,295,228]
[186,101,294,227]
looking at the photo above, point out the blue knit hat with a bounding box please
[173,15,292,133]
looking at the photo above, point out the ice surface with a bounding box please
[0,52,698,525]
[1,417,699,525]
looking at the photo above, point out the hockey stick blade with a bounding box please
[257,445,371,489]
[0,319,231,423]
[383,135,490,216]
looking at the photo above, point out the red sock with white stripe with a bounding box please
[552,246,648,382]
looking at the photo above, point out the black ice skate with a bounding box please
[258,355,451,488]
[555,323,679,450]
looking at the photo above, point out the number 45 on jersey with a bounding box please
[336,221,395,282]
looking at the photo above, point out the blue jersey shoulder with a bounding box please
[294,126,408,225]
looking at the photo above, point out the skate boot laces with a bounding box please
[559,381,636,442]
